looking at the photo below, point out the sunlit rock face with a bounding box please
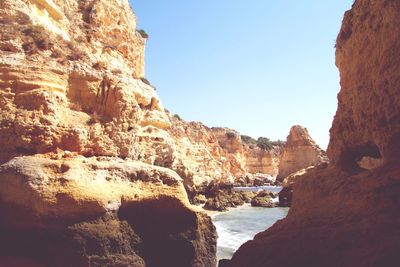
[211,127,282,178]
[0,0,312,207]
[224,1,400,266]
[277,125,328,181]
[328,0,400,171]
[0,0,170,164]
[0,0,217,266]
[163,119,284,195]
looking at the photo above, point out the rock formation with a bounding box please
[277,125,328,181]
[250,191,277,208]
[0,155,216,267]
[165,119,285,196]
[0,0,217,266]
[165,119,246,194]
[278,166,314,207]
[224,1,400,266]
[212,128,282,178]
[0,0,352,265]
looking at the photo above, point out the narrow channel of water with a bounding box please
[212,186,289,261]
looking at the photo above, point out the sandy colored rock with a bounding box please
[165,118,284,194]
[278,165,326,207]
[0,155,188,221]
[329,0,400,170]
[0,0,286,194]
[212,127,282,177]
[0,0,217,266]
[0,0,171,165]
[277,125,328,181]
[0,155,217,267]
[0,0,287,216]
[225,1,400,266]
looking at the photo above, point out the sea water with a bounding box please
[233,185,283,193]
[212,186,289,260]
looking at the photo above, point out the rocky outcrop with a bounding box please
[0,0,217,266]
[212,128,283,178]
[166,119,245,194]
[250,191,277,208]
[0,0,171,165]
[277,125,328,181]
[0,155,216,267]
[224,1,400,266]
[164,120,284,198]
[0,0,326,198]
[202,183,253,211]
[278,164,326,207]
[328,1,400,171]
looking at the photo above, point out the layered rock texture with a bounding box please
[0,0,333,265]
[0,155,216,267]
[212,128,282,178]
[0,0,217,266]
[225,1,400,266]
[164,119,285,196]
[277,125,328,181]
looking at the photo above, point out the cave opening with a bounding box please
[354,142,383,171]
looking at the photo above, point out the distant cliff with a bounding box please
[278,125,328,181]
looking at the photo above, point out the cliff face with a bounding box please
[211,127,282,178]
[164,120,283,194]
[277,125,328,181]
[225,1,400,266]
[328,0,400,171]
[0,0,170,164]
[0,0,312,215]
[166,119,246,191]
[0,0,217,266]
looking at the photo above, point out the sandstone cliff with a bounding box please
[211,128,282,178]
[0,0,318,222]
[162,118,286,199]
[0,0,217,266]
[166,119,245,192]
[277,125,328,181]
[0,0,171,164]
[224,1,400,266]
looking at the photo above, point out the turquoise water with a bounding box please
[212,204,289,260]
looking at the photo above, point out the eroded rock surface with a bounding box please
[0,0,217,266]
[0,155,217,267]
[277,125,328,181]
[166,120,285,198]
[329,0,400,171]
[224,1,400,266]
[212,128,283,178]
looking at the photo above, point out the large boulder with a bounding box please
[250,191,276,208]
[203,191,246,212]
[0,155,217,266]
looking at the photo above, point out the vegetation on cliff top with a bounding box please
[241,135,285,150]
[225,132,285,150]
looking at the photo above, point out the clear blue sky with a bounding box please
[130,1,354,149]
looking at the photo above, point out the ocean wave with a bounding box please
[213,206,289,260]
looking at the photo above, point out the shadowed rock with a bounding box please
[224,1,400,266]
